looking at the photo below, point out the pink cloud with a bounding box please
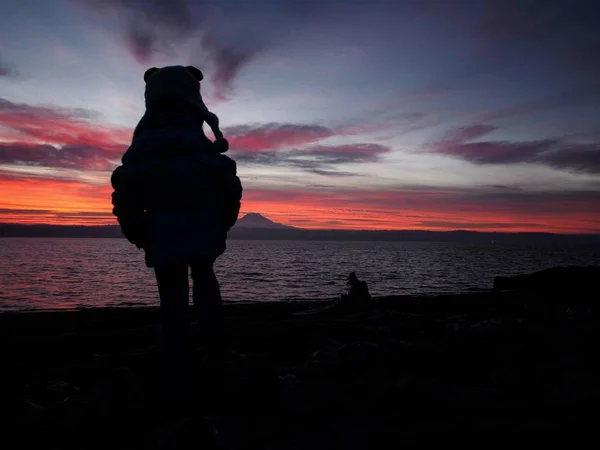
[0,98,131,151]
[225,123,336,152]
[0,143,119,171]
[445,124,496,142]
[0,98,131,171]
[432,122,600,173]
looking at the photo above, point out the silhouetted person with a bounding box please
[341,271,371,306]
[110,66,242,383]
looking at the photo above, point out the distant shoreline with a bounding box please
[2,223,600,243]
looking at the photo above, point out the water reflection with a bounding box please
[1,238,599,311]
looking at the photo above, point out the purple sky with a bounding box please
[1,0,599,231]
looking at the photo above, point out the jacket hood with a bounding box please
[144,65,206,113]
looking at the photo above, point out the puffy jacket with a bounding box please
[111,113,242,267]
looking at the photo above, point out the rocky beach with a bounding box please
[2,267,600,449]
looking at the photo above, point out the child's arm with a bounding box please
[204,109,229,152]
[204,110,223,140]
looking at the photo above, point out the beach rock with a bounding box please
[59,365,141,429]
[338,342,380,369]
[493,266,600,296]
[22,380,77,407]
[214,353,280,412]
[146,416,224,450]
[278,373,304,411]
[306,343,392,411]
[394,374,413,396]
[278,372,301,390]
[307,342,383,380]
[468,317,503,334]
[15,398,46,426]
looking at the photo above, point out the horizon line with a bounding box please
[1,222,600,236]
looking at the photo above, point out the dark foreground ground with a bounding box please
[2,290,600,449]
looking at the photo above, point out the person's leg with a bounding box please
[154,263,190,366]
[190,259,224,360]
[154,263,194,408]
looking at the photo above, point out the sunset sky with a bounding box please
[1,0,599,232]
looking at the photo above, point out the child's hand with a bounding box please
[214,137,229,153]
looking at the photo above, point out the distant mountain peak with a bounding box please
[235,213,295,229]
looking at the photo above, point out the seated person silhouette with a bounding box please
[341,271,371,306]
[111,66,243,379]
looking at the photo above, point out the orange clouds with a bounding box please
[1,180,599,233]
[1,98,598,234]
[240,188,600,233]
[0,177,113,225]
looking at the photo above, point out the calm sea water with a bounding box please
[1,238,599,312]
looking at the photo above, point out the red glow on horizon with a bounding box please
[239,189,600,234]
[1,178,596,234]
[0,177,113,225]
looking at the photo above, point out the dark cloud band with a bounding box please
[433,123,600,173]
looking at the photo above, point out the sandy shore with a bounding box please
[2,291,599,448]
